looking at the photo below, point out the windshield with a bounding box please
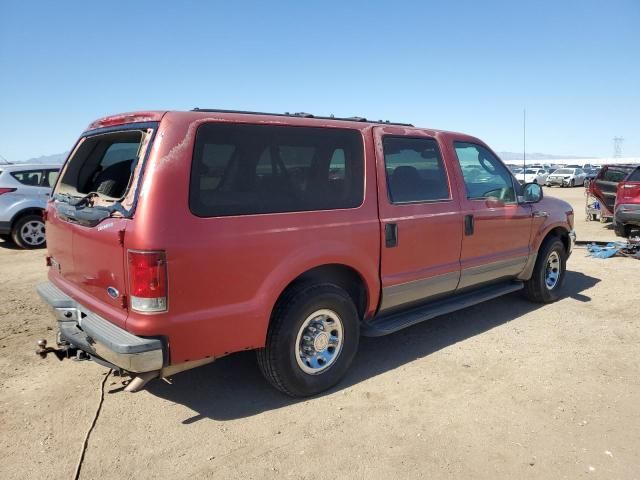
[554,169,573,174]
[524,169,538,174]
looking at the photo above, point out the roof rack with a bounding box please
[191,108,413,127]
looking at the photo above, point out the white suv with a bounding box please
[0,164,60,248]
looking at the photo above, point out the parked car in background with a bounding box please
[546,168,587,187]
[583,168,600,182]
[0,164,60,248]
[614,166,640,237]
[36,109,575,397]
[587,164,640,237]
[515,168,549,185]
[589,165,638,226]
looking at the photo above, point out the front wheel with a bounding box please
[522,237,567,303]
[257,284,360,397]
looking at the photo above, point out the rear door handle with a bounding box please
[385,223,398,248]
[464,214,474,235]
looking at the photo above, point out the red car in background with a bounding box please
[589,164,640,237]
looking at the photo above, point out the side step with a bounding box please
[362,281,524,337]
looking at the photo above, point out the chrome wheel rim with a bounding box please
[544,251,561,290]
[20,220,45,246]
[295,309,344,375]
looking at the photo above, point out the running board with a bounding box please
[362,281,524,337]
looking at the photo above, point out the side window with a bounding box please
[189,124,364,217]
[42,169,59,188]
[11,169,44,186]
[602,168,628,183]
[382,136,450,203]
[453,142,516,202]
[628,168,640,182]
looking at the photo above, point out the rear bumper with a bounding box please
[0,221,10,235]
[614,204,640,226]
[36,282,164,372]
[568,229,576,254]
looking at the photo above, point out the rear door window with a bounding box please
[454,142,516,202]
[382,136,450,203]
[190,124,364,217]
[602,168,630,183]
[11,169,44,186]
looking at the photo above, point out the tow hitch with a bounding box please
[35,338,89,361]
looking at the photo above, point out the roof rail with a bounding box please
[191,108,413,127]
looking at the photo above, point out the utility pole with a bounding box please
[613,137,624,158]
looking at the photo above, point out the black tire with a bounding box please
[522,237,567,303]
[11,214,46,249]
[613,221,627,238]
[570,179,575,187]
[257,283,360,397]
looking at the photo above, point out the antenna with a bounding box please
[0,153,10,165]
[523,109,526,170]
[613,137,624,158]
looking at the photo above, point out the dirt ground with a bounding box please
[1,186,638,479]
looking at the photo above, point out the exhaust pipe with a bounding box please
[124,371,159,393]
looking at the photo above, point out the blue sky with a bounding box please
[1,0,638,161]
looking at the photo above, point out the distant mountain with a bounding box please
[22,152,68,165]
[497,151,593,161]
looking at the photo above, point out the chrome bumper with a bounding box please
[36,282,164,372]
[569,229,576,253]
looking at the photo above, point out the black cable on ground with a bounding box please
[73,369,111,480]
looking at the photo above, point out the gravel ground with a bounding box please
[1,185,638,479]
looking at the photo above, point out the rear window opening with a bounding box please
[56,129,150,203]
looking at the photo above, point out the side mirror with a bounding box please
[522,182,543,203]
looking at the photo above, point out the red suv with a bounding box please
[37,109,575,397]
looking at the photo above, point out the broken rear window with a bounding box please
[55,129,151,203]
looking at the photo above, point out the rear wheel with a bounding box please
[11,215,46,249]
[522,237,567,303]
[257,283,359,397]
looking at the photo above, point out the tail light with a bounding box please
[0,188,16,195]
[618,182,640,201]
[127,250,167,313]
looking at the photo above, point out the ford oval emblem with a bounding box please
[107,287,120,299]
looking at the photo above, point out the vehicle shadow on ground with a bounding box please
[145,270,599,422]
[0,240,21,250]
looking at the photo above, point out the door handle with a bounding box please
[385,223,398,248]
[464,214,474,235]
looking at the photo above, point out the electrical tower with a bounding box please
[613,137,624,158]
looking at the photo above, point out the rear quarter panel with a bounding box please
[126,113,381,364]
